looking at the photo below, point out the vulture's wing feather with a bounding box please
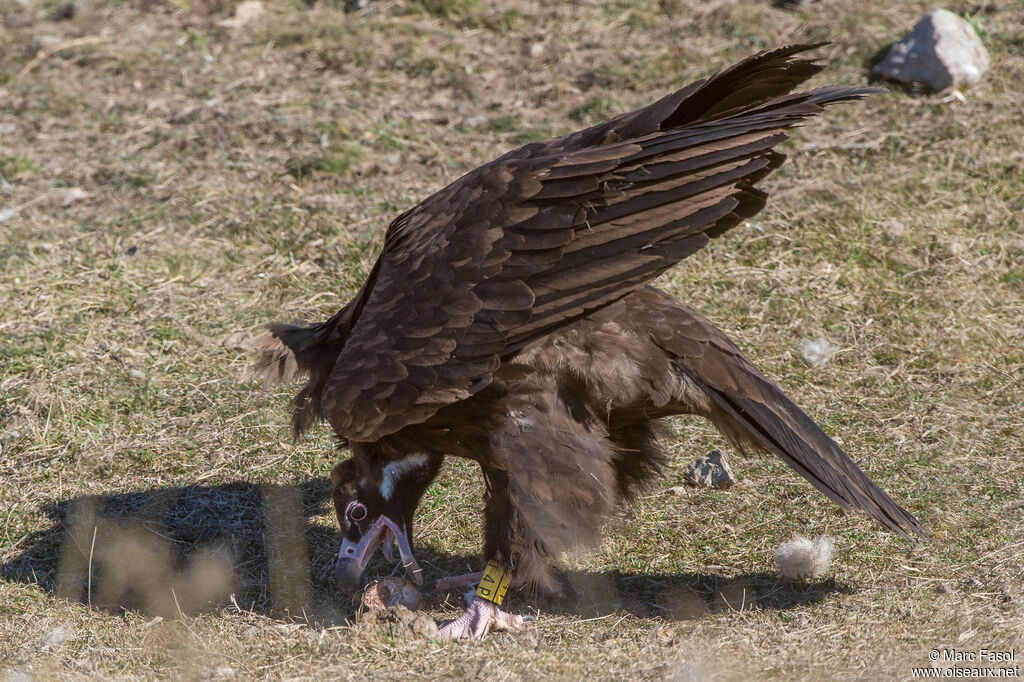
[500,43,827,161]
[322,45,884,442]
[633,289,924,538]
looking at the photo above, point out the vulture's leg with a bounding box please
[439,597,524,640]
[438,469,528,641]
[438,391,620,639]
[608,419,668,500]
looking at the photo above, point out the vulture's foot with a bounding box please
[438,597,524,640]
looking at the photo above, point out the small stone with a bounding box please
[886,219,906,238]
[682,449,736,489]
[523,42,545,59]
[232,1,263,25]
[874,9,989,91]
[128,368,146,381]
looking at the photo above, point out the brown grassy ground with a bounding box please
[2,0,1023,679]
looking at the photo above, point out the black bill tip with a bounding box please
[334,557,363,596]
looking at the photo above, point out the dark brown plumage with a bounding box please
[253,45,924,638]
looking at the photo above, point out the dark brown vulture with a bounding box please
[253,45,924,639]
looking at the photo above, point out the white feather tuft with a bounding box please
[380,454,429,500]
[799,337,837,368]
[774,535,834,581]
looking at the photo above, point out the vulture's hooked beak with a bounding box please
[334,515,423,595]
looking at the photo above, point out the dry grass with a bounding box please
[2,0,1023,679]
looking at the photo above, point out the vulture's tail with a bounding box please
[250,307,352,439]
[697,365,926,538]
[638,289,925,538]
[251,322,332,383]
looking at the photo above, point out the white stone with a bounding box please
[523,42,545,59]
[874,9,989,91]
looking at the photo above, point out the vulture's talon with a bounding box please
[438,597,525,641]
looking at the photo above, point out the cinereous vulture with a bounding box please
[253,44,924,639]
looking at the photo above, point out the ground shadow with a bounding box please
[865,43,895,80]
[1,479,353,624]
[420,551,852,622]
[2,482,850,626]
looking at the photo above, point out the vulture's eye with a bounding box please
[346,501,367,522]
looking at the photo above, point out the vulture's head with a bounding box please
[329,453,444,595]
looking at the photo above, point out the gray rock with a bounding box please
[682,449,736,489]
[874,9,989,91]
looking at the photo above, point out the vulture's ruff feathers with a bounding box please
[252,45,924,634]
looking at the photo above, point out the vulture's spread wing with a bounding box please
[322,45,883,442]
